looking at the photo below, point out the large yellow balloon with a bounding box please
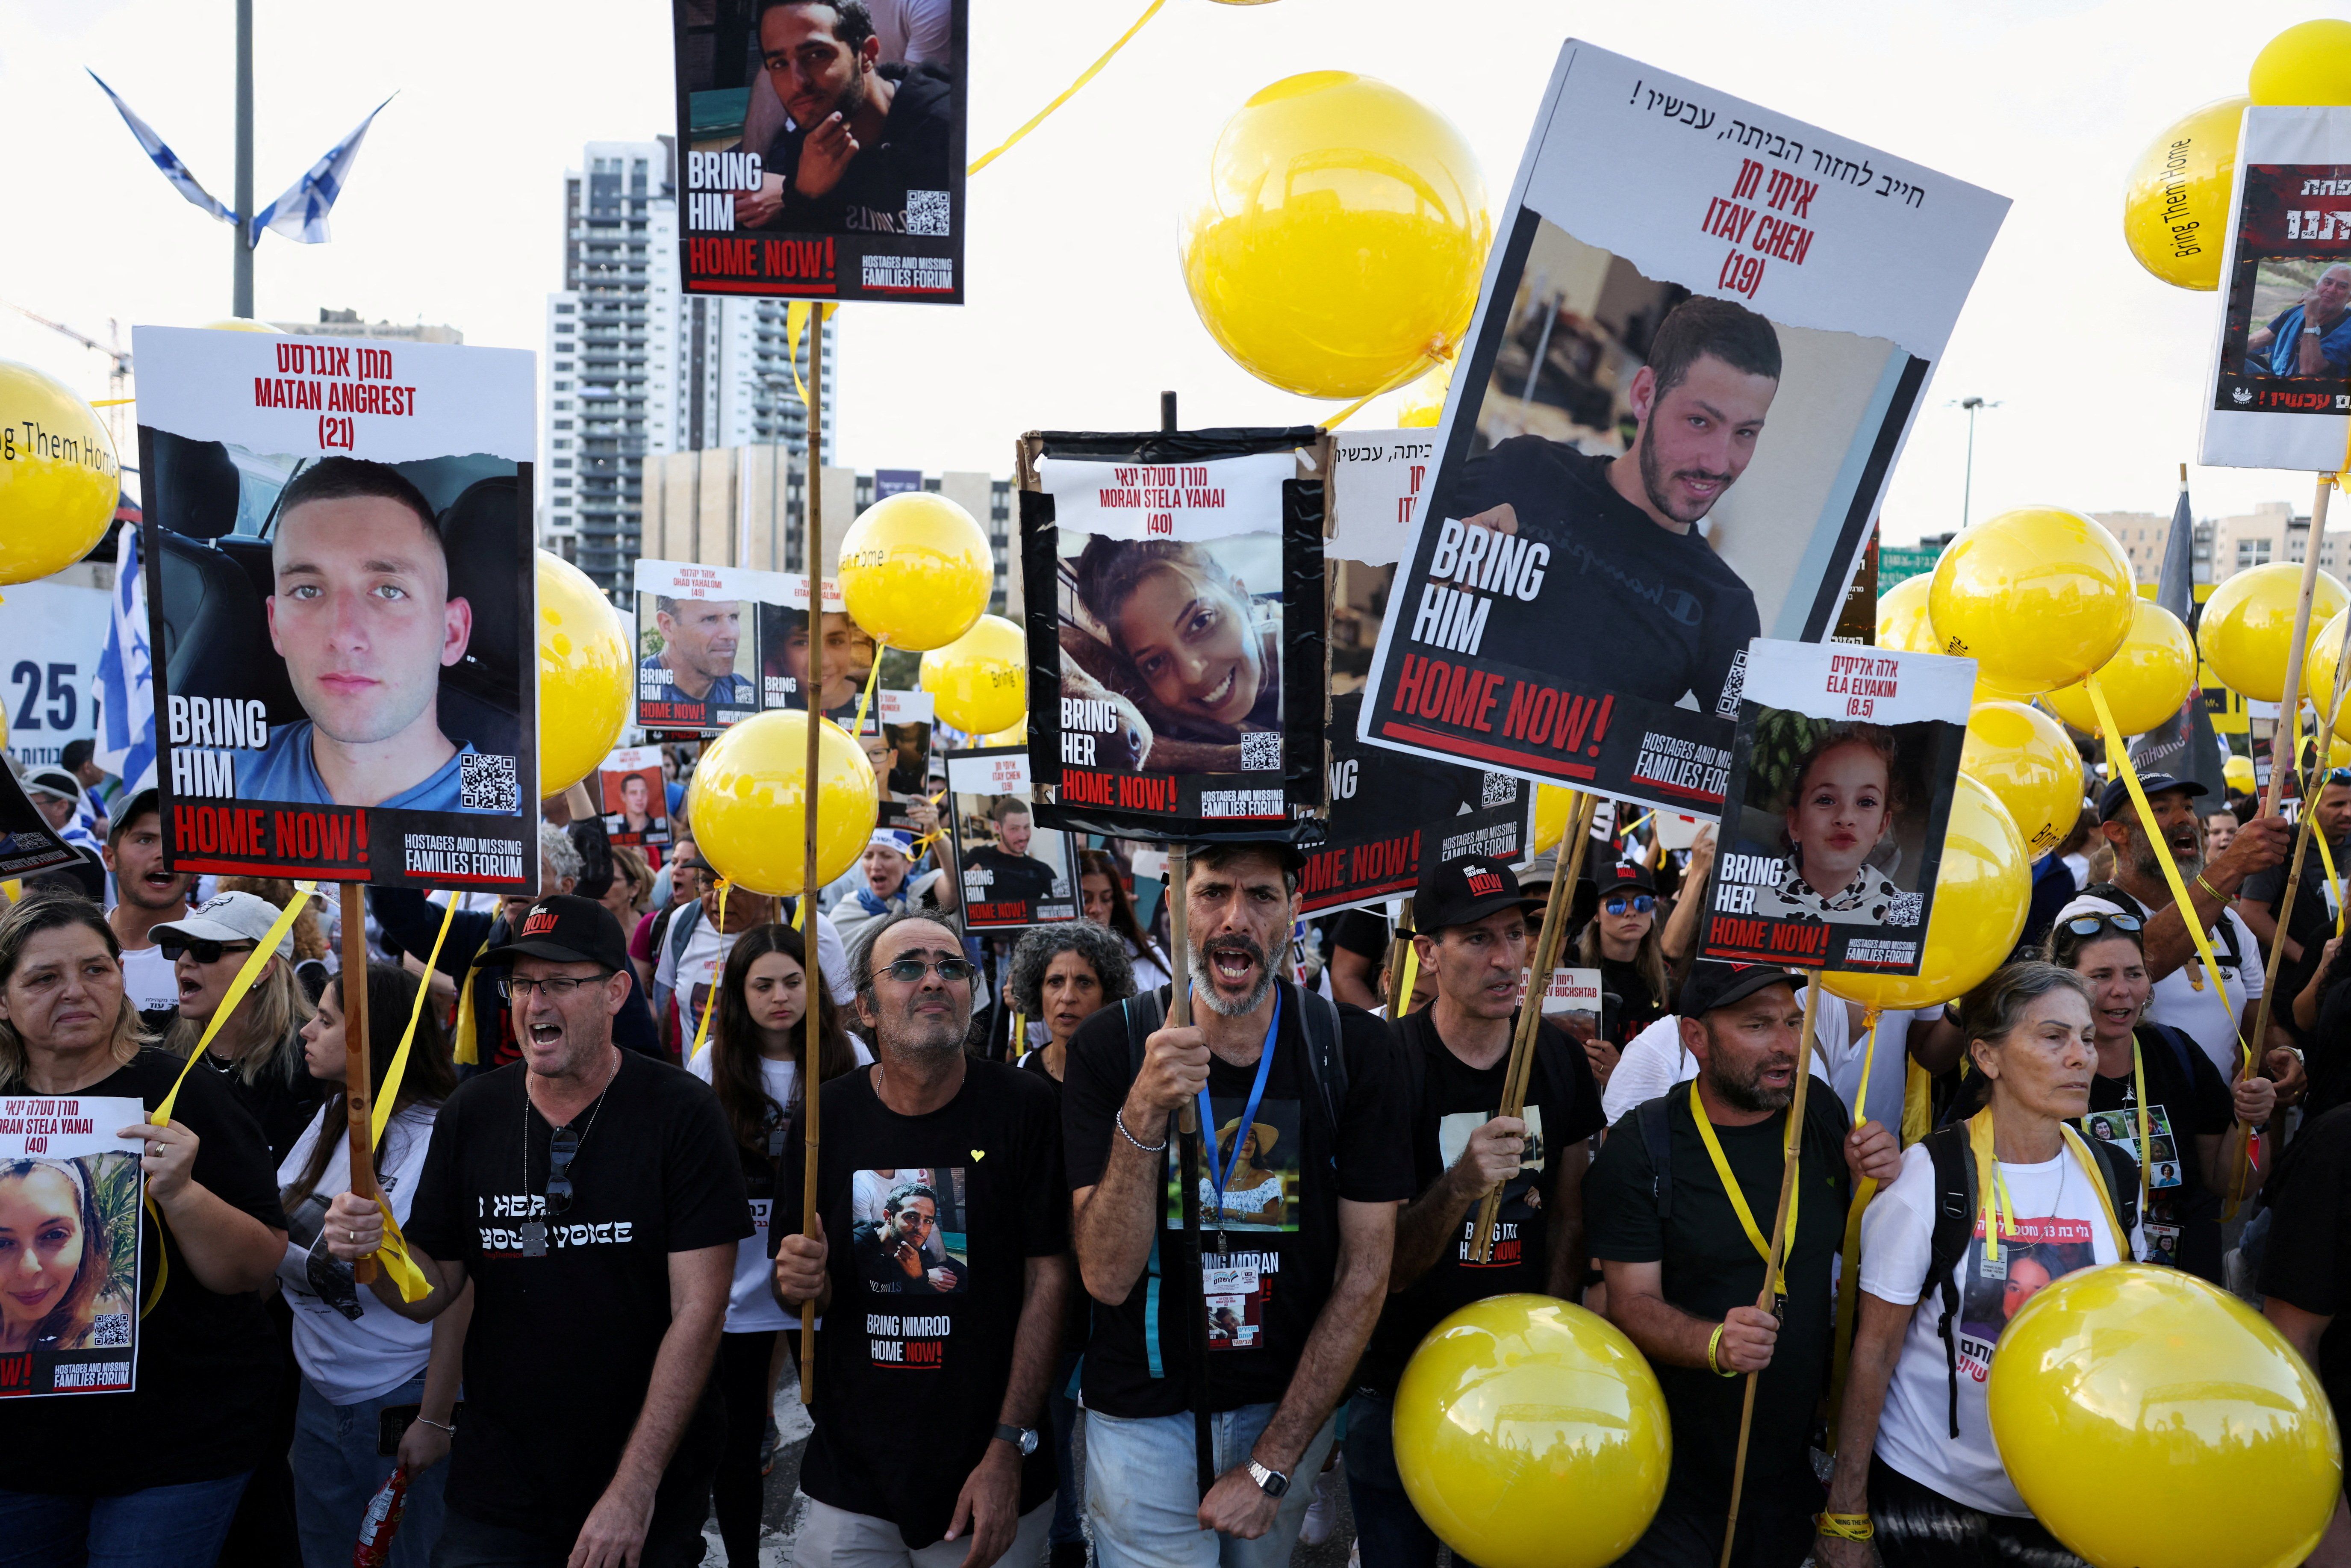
[2041,601,2198,735]
[688,710,879,896]
[2251,19,2351,106]
[919,614,1027,734]
[1529,784,1574,853]
[2121,98,2245,291]
[2307,607,2351,727]
[1929,508,2135,696]
[1878,574,2039,706]
[1393,1295,1669,1568]
[2224,753,2256,795]
[536,551,632,797]
[0,361,120,587]
[1989,1264,2341,1568]
[978,722,1028,748]
[1394,360,1453,428]
[1821,774,2029,1012]
[2200,560,2350,703]
[1181,72,1490,400]
[835,492,993,652]
[1960,702,2085,859]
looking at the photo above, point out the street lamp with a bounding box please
[1950,396,2002,530]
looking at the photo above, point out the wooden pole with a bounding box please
[798,312,826,1405]
[340,884,378,1286]
[1385,897,1415,1017]
[2260,475,2334,820]
[1718,981,1823,1568]
[1472,790,1596,1263]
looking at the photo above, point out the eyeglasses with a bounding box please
[545,1126,583,1217]
[499,972,613,1001]
[161,938,257,966]
[1604,894,1656,916]
[2060,913,2144,940]
[880,957,977,985]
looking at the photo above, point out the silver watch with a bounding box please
[1247,1459,1290,1498]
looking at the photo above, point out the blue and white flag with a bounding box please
[92,523,158,798]
[88,70,235,225]
[248,95,395,247]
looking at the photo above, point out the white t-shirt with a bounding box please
[274,1104,439,1405]
[657,909,857,1027]
[1859,1138,2135,1516]
[686,1040,873,1332]
[118,942,181,1014]
[2057,892,2259,1079]
[1599,987,1853,1125]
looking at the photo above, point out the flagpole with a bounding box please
[233,0,253,316]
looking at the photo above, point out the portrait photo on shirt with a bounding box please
[1357,40,2004,818]
[850,1167,968,1295]
[138,327,538,891]
[1164,1099,1304,1235]
[1956,1222,2098,1358]
[1699,638,1972,973]
[946,746,1075,929]
[598,745,672,847]
[0,1102,146,1398]
[671,0,967,302]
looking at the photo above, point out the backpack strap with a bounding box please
[1121,992,1171,1380]
[1637,1096,1673,1223]
[1922,1125,1976,1441]
[2144,1021,2199,1083]
[1295,983,1348,1150]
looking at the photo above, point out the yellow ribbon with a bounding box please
[691,880,732,1068]
[153,882,317,1126]
[785,301,837,409]
[2316,825,2345,942]
[451,922,496,1067]
[1689,1077,1797,1298]
[1322,347,1450,431]
[965,0,1166,176]
[1829,1007,1884,1448]
[375,895,459,1148]
[1395,941,1419,1016]
[849,642,885,736]
[368,1195,431,1302]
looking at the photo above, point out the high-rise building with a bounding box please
[540,137,834,595]
[2210,500,2342,582]
[271,307,463,344]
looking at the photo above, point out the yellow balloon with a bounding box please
[2251,18,2351,106]
[1181,72,1490,399]
[2225,753,2257,795]
[1989,1264,2341,1568]
[536,551,632,797]
[835,491,993,652]
[2121,98,2245,291]
[200,317,282,331]
[688,710,879,896]
[1929,508,2135,696]
[2200,560,2351,703]
[1875,573,1937,652]
[2041,600,2198,735]
[1821,774,2029,1012]
[1529,784,1574,853]
[919,614,1027,734]
[0,361,120,588]
[978,722,1028,748]
[1393,1294,1669,1568]
[2307,607,2351,727]
[1960,701,2085,860]
[1394,360,1453,428]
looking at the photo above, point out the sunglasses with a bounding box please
[161,938,258,967]
[1604,894,1656,916]
[880,956,977,984]
[2060,912,2144,939]
[545,1126,583,1217]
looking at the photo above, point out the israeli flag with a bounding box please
[87,70,235,225]
[248,95,394,247]
[93,523,158,798]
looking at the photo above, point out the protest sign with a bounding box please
[850,689,940,835]
[1358,41,2006,821]
[672,0,967,303]
[2201,106,2351,470]
[1019,427,1331,843]
[0,768,84,881]
[0,580,109,772]
[0,1096,143,1398]
[1698,639,1972,973]
[135,327,537,890]
[946,746,1074,929]
[598,745,672,848]
[633,560,759,731]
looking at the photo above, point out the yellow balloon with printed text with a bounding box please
[2199,560,2349,703]
[2121,97,2245,291]
[536,551,633,796]
[689,710,879,896]
[1989,1264,2341,1568]
[1181,72,1489,399]
[0,360,120,587]
[1960,701,2085,860]
[1821,774,2029,1012]
[1393,1295,1669,1568]
[2251,19,2351,106]
[920,614,1028,734]
[1879,572,2048,707]
[1928,508,2135,695]
[2040,600,2198,736]
[835,491,994,652]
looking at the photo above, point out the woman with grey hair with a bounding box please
[1005,920,1135,1085]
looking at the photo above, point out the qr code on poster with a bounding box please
[1883,891,1924,927]
[904,191,950,236]
[1715,648,1748,719]
[460,754,520,813]
[1240,731,1281,771]
[89,1312,130,1347]
[1479,771,1516,809]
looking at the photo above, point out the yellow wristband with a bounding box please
[1815,1512,1874,1541]
[1706,1322,1737,1377]
[2196,872,2228,904]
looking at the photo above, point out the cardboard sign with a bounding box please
[0,1096,145,1398]
[946,746,1075,929]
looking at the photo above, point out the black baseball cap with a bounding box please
[1676,960,1802,1019]
[479,894,630,974]
[2096,772,2207,824]
[1411,853,1544,933]
[1596,862,1656,898]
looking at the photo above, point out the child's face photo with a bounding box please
[1111,562,1262,728]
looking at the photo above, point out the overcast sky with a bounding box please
[4,0,2345,546]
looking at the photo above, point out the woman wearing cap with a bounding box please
[159,890,324,1167]
[0,896,288,1566]
[1579,865,1669,1047]
[1076,849,1173,992]
[830,828,942,958]
[1753,724,1911,924]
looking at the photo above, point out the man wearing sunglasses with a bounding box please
[772,911,1073,1568]
[325,894,750,1568]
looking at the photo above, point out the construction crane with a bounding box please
[7,303,133,457]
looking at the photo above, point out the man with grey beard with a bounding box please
[1062,842,1413,1567]
[2058,772,2304,1092]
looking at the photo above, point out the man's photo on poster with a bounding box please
[2228,257,2351,383]
[637,593,757,722]
[946,746,1075,928]
[599,746,671,847]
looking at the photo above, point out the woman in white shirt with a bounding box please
[1820,963,2138,1567]
[686,923,868,1568]
[279,963,468,1568]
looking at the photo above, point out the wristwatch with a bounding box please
[993,1423,1039,1456]
[1247,1459,1290,1498]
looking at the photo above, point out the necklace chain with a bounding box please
[522,1078,611,1204]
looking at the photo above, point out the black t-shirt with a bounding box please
[1599,956,1663,1043]
[1447,436,1762,713]
[199,1036,327,1167]
[763,64,955,236]
[0,1051,289,1493]
[2077,1024,2235,1282]
[1358,1013,1607,1393]
[2258,1103,2351,1444]
[1585,1087,1851,1512]
[2313,975,2351,1125]
[2245,847,2345,1037]
[403,1052,750,1541]
[1062,988,1416,1418]
[960,846,1061,910]
[1330,910,1389,962]
[776,1061,1066,1548]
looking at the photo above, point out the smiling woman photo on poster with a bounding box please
[1069,536,1281,772]
[0,1155,128,1356]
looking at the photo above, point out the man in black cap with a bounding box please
[2060,772,2301,1090]
[1586,960,1899,1567]
[1343,854,1608,1568]
[325,894,750,1568]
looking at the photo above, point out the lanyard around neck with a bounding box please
[1688,1079,1796,1299]
[1969,1110,2129,1263]
[1196,986,1282,1209]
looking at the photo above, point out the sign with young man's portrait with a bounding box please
[945,746,1074,930]
[598,745,672,848]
